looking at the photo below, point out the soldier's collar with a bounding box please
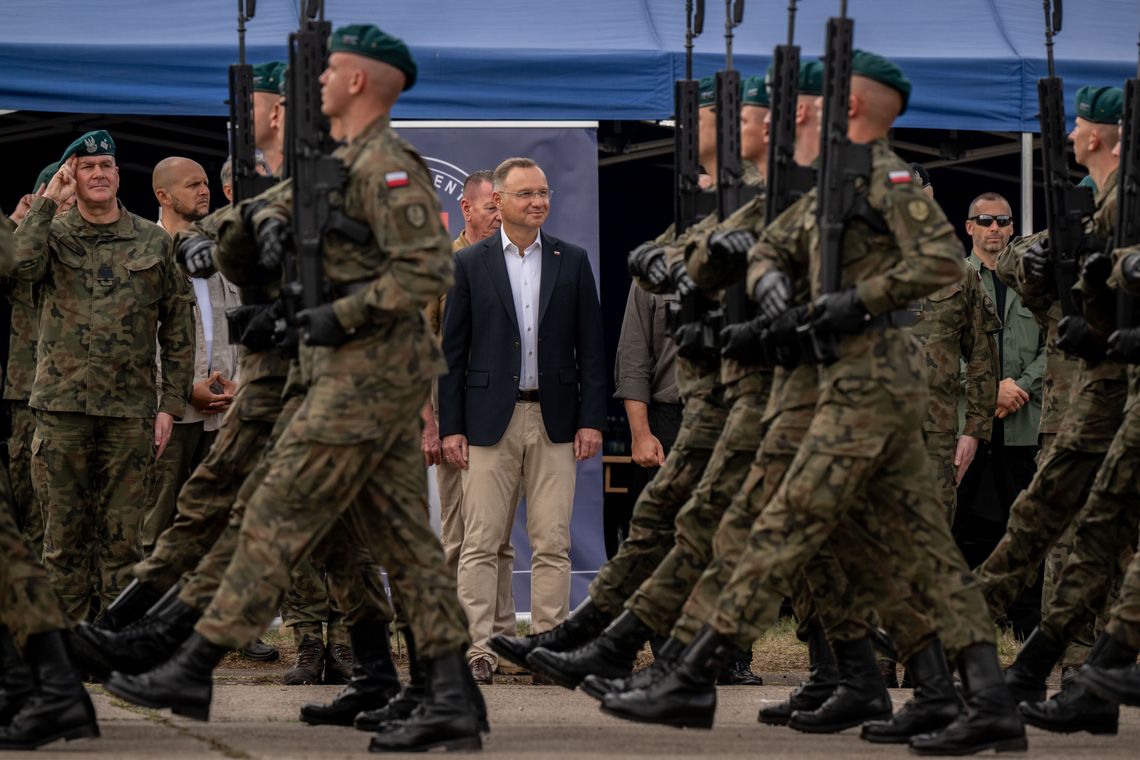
[68,201,136,239]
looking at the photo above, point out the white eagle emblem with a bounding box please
[84,136,97,152]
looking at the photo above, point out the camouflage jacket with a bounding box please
[217,114,452,444]
[748,138,964,404]
[911,267,999,438]
[1,279,39,402]
[0,215,13,275]
[632,220,720,400]
[1110,242,1140,296]
[12,199,194,419]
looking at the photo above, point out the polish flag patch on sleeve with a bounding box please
[385,171,409,188]
[888,170,913,185]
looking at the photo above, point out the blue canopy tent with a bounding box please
[2,0,1135,130]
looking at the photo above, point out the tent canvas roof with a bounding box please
[3,0,1136,130]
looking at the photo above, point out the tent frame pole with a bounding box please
[1021,132,1034,233]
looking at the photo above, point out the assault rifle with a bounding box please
[282,0,369,322]
[765,0,815,227]
[797,0,870,365]
[1115,34,1140,332]
[1038,0,1093,318]
[674,0,708,236]
[226,0,274,203]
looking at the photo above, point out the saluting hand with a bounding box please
[44,157,77,207]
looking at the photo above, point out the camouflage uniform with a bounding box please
[975,171,1128,624]
[622,191,775,637]
[1099,244,1140,650]
[707,139,994,658]
[193,115,467,658]
[12,199,194,620]
[1,277,43,551]
[131,209,290,594]
[0,219,69,645]
[587,221,727,616]
[911,269,1000,523]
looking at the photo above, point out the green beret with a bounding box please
[59,130,115,164]
[328,24,417,91]
[33,162,59,193]
[799,60,824,97]
[741,75,769,108]
[252,61,285,94]
[850,49,911,115]
[278,65,289,97]
[698,76,716,108]
[1075,85,1123,124]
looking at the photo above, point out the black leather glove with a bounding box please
[1023,238,1051,288]
[669,260,696,298]
[627,243,668,287]
[1121,252,1140,287]
[296,304,351,347]
[751,270,793,322]
[256,217,292,271]
[809,288,870,336]
[719,314,768,363]
[1106,327,1140,364]
[1080,252,1113,288]
[673,321,705,362]
[1056,315,1107,363]
[708,229,756,263]
[177,234,217,278]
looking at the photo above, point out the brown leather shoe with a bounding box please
[469,657,493,684]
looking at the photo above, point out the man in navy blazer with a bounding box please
[439,157,606,682]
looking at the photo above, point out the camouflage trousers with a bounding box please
[133,377,285,592]
[0,468,69,647]
[192,398,454,655]
[976,365,1128,618]
[587,387,728,617]
[708,383,994,657]
[34,411,154,621]
[925,431,958,525]
[7,401,43,554]
[142,422,215,554]
[1042,370,1140,657]
[282,556,350,647]
[625,376,772,635]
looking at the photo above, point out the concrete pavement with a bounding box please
[28,676,1140,759]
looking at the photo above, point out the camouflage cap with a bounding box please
[850,49,911,115]
[698,76,716,108]
[328,24,417,91]
[33,161,60,193]
[1075,85,1124,125]
[59,130,115,164]
[252,61,286,94]
[742,75,770,108]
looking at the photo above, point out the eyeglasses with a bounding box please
[499,189,553,201]
[968,214,1013,228]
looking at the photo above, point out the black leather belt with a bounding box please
[517,389,540,402]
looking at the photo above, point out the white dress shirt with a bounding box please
[501,227,542,391]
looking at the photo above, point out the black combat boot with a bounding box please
[909,643,1027,755]
[788,637,892,733]
[581,637,685,702]
[238,638,280,663]
[489,598,611,671]
[861,638,962,743]
[93,578,165,632]
[70,588,200,679]
[0,627,33,726]
[104,633,228,721]
[717,647,763,685]
[1076,632,1140,708]
[1003,627,1066,705]
[0,631,99,750]
[600,625,735,729]
[759,625,839,726]
[355,630,426,732]
[368,649,483,753]
[300,622,401,726]
[1022,633,1137,735]
[527,610,652,689]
